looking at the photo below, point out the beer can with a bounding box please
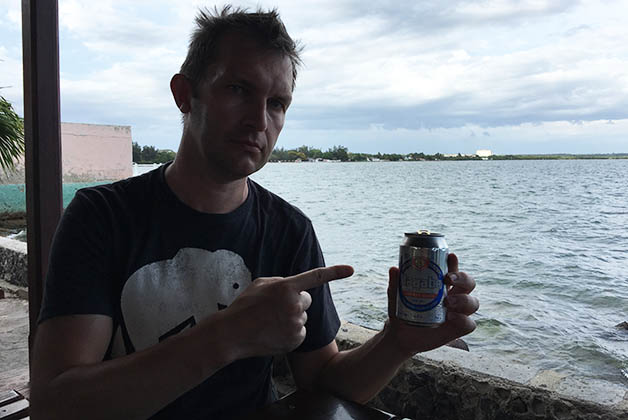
[396,230,449,327]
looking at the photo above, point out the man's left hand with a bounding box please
[384,253,479,357]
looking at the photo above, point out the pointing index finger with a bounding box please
[286,265,354,291]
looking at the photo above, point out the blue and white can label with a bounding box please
[397,231,449,327]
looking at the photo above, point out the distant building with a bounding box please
[443,153,475,158]
[1,122,133,184]
[476,149,493,158]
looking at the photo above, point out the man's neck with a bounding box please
[165,158,249,214]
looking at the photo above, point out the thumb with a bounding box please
[387,266,400,319]
[447,252,459,273]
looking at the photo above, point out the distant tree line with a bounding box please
[270,146,483,162]
[133,142,176,164]
[270,145,350,161]
[132,141,628,164]
[271,146,628,162]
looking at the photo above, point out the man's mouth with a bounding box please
[232,139,263,152]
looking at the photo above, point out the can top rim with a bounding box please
[404,230,444,237]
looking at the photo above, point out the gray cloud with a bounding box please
[2,0,627,154]
[290,74,628,130]
[314,0,580,38]
[564,24,593,37]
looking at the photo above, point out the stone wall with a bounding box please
[274,322,628,420]
[344,322,627,420]
[0,237,27,287]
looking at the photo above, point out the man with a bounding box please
[30,6,479,420]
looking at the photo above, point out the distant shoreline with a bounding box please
[479,153,628,160]
[269,153,628,163]
[269,145,628,162]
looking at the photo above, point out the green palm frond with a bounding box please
[0,95,25,173]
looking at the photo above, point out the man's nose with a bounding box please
[244,98,268,132]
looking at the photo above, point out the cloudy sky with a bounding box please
[1,0,627,154]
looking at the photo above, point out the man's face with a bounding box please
[183,32,293,182]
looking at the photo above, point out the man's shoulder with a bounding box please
[70,166,165,219]
[249,179,312,224]
[75,166,163,205]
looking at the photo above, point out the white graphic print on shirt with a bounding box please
[110,248,252,355]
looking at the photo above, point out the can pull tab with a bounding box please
[417,229,431,235]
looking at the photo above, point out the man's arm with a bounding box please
[30,265,354,420]
[288,253,479,404]
[30,311,238,420]
[288,334,408,405]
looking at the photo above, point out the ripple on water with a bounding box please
[251,159,628,388]
[474,317,510,338]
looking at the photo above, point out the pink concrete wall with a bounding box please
[0,122,133,184]
[61,122,132,182]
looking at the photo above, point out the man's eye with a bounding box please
[268,98,285,111]
[228,85,244,94]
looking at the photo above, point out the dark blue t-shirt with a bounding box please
[39,163,340,419]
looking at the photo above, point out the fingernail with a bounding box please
[448,273,458,282]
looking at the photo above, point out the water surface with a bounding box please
[252,159,628,386]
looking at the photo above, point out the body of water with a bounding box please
[252,159,628,387]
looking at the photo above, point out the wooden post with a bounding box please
[21,0,63,370]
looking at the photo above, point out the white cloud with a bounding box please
[59,0,183,54]
[59,45,183,134]
[2,0,627,153]
[0,46,24,115]
[287,0,628,131]
[6,3,20,27]
[281,118,628,154]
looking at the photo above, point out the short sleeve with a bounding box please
[38,189,116,323]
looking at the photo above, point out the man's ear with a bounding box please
[170,73,193,113]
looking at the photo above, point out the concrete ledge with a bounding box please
[0,237,27,288]
[0,298,29,392]
[334,321,628,420]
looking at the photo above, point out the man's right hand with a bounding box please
[29,265,352,420]
[221,265,353,358]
